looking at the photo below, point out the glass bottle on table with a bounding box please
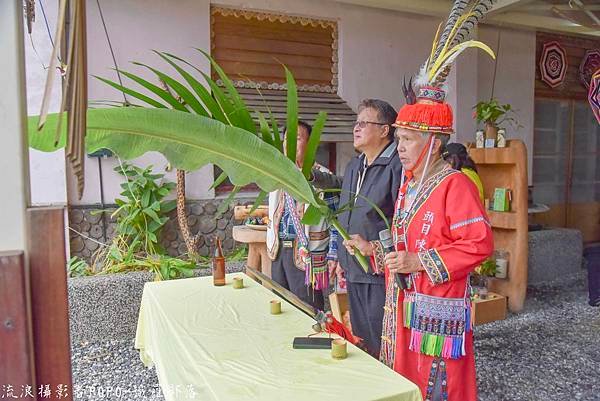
[212,237,226,286]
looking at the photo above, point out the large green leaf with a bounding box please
[28,108,317,206]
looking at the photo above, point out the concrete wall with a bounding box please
[26,0,214,206]
[25,1,67,205]
[477,25,536,184]
[25,1,537,205]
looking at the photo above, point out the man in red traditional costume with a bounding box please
[378,84,494,401]
[343,1,497,398]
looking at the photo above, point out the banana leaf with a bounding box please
[28,108,317,207]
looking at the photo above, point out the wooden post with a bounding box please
[0,1,37,396]
[0,251,35,396]
[27,207,73,401]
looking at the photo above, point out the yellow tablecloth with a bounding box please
[135,273,422,401]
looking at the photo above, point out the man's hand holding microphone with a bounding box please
[342,230,423,289]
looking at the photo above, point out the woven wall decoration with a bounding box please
[579,49,600,89]
[589,69,600,124]
[539,41,568,88]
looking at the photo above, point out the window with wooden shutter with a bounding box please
[210,7,356,194]
[211,6,337,92]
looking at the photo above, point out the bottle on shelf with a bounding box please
[495,250,509,279]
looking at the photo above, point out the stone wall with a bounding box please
[69,199,250,264]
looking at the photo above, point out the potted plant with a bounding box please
[472,257,497,299]
[473,98,518,140]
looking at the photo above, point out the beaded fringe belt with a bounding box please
[403,292,471,359]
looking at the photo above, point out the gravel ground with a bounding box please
[71,271,599,401]
[475,272,600,401]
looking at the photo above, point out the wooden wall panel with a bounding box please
[27,207,73,401]
[0,251,35,395]
[212,49,332,69]
[211,8,336,90]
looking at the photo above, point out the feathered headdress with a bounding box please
[396,0,497,134]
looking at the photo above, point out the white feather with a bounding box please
[414,62,430,88]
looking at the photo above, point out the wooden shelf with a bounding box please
[469,146,519,165]
[487,211,517,230]
[469,140,529,313]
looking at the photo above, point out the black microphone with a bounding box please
[379,229,408,290]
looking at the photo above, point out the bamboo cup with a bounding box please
[270,300,281,315]
[331,339,347,359]
[233,277,244,289]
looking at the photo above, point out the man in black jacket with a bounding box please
[311,99,402,356]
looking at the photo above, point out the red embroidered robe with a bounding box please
[377,165,493,401]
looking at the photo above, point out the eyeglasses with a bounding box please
[354,120,388,129]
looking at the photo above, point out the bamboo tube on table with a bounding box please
[270,300,281,315]
[331,339,347,359]
[233,277,244,289]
